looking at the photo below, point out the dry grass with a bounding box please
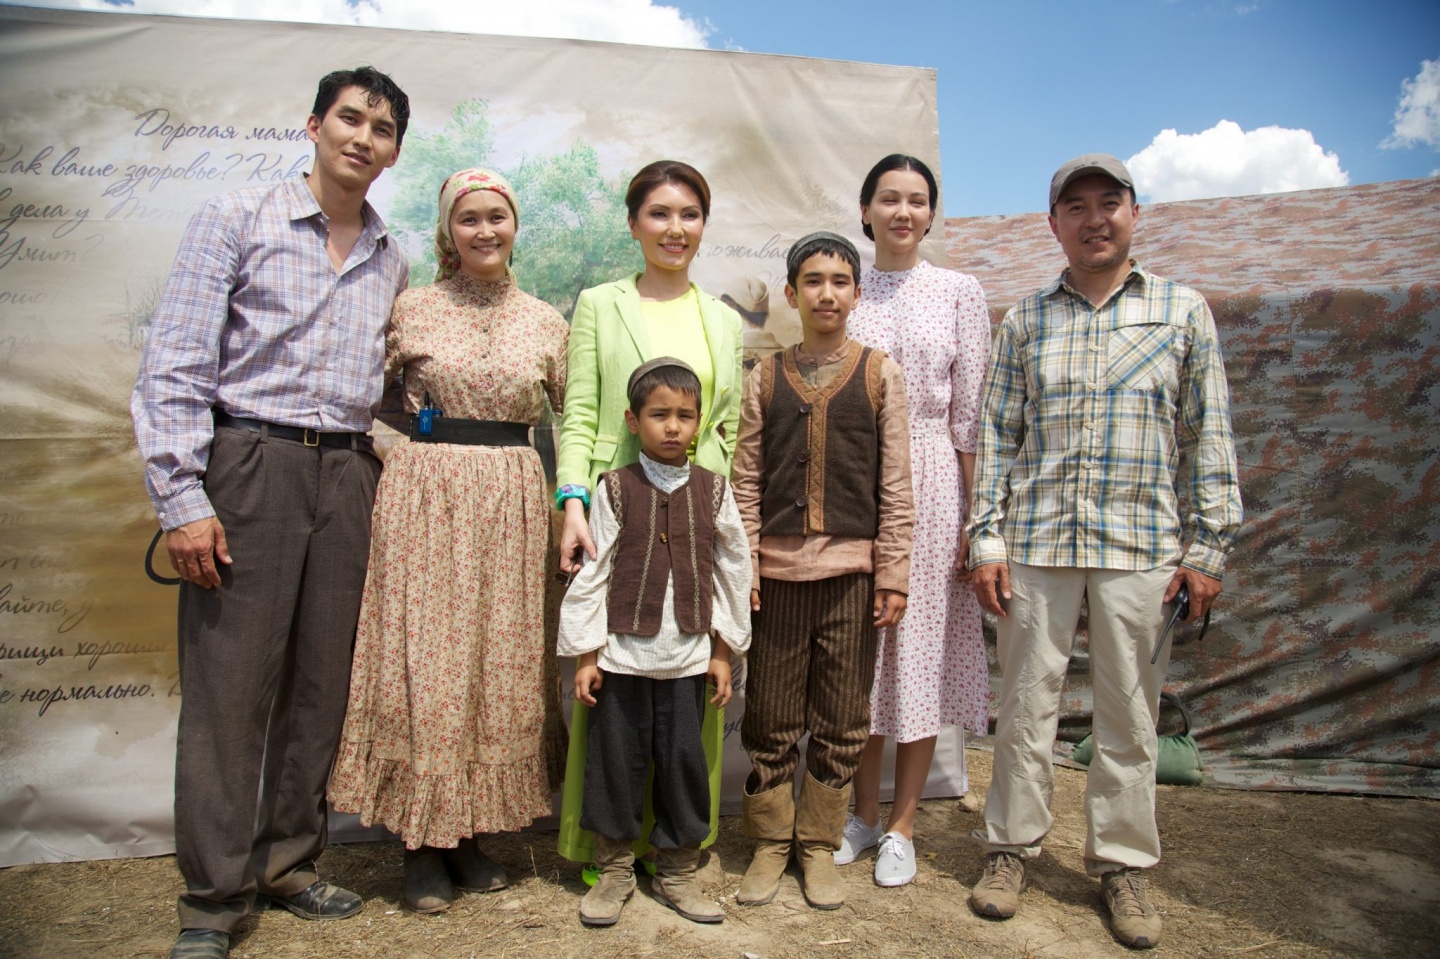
[3,750,1438,959]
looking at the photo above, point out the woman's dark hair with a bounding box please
[858,154,939,240]
[625,160,712,223]
[312,66,411,147]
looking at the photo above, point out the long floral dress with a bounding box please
[849,259,992,744]
[330,271,569,848]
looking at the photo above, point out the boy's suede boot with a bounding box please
[579,834,636,926]
[794,772,849,910]
[651,846,724,923]
[737,782,795,905]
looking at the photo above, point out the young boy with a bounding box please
[557,357,752,927]
[732,232,915,910]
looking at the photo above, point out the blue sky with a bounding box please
[9,0,1440,215]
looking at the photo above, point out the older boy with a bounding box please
[732,232,914,910]
[132,67,410,959]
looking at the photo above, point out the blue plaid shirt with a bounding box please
[966,263,1242,579]
[131,176,409,529]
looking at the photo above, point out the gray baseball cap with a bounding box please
[1049,154,1135,210]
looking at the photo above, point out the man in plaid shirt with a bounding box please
[133,67,410,959]
[964,154,1242,950]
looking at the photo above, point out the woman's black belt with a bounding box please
[408,417,531,447]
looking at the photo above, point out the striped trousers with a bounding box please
[742,573,878,792]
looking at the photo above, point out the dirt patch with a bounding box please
[3,750,1438,959]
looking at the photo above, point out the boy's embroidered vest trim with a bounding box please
[759,344,884,538]
[605,462,724,637]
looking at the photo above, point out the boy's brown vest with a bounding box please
[759,343,886,538]
[604,461,726,637]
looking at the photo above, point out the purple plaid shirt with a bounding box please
[132,175,409,529]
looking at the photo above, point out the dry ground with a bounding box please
[3,750,1438,959]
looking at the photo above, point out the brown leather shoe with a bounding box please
[168,929,229,959]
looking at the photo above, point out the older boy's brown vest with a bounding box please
[604,462,725,637]
[759,342,887,538]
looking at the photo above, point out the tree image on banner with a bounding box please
[388,99,638,317]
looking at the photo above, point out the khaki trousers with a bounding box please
[974,559,1177,876]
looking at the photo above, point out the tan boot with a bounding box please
[1101,868,1163,949]
[403,847,454,914]
[651,846,723,923]
[579,834,636,927]
[794,772,849,910]
[737,782,794,905]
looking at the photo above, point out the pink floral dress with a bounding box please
[330,272,568,848]
[850,260,991,742]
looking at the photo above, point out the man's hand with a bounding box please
[972,562,1011,616]
[750,587,761,612]
[166,517,231,589]
[574,651,603,706]
[1165,567,1223,623]
[873,589,907,628]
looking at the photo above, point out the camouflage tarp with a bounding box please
[944,177,1440,797]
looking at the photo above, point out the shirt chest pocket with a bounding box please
[1106,320,1186,393]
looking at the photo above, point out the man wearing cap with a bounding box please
[964,155,1241,949]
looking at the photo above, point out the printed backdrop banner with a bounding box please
[0,7,951,866]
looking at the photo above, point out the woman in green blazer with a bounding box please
[556,162,743,563]
[554,159,744,877]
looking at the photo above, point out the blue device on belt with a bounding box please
[417,391,442,436]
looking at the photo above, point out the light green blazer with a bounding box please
[557,273,744,492]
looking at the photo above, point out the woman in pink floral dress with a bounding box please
[329,169,568,913]
[843,155,992,887]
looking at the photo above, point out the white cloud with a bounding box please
[19,0,712,47]
[1125,120,1348,202]
[1383,58,1440,150]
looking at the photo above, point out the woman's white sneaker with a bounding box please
[873,831,916,887]
[835,813,884,866]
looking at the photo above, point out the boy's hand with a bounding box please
[574,651,603,706]
[707,655,733,707]
[873,589,907,628]
[750,587,761,612]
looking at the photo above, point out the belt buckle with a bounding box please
[303,428,320,447]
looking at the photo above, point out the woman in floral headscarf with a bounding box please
[330,168,569,914]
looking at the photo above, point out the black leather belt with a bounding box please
[214,411,372,450]
[408,417,531,447]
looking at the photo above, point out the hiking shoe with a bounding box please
[835,812,884,866]
[969,851,1025,919]
[1101,868,1162,949]
[873,831,916,887]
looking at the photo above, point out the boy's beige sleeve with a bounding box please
[873,355,915,594]
[730,363,767,591]
[710,483,753,654]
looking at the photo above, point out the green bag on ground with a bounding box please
[1070,691,1203,786]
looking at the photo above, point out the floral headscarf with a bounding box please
[434,167,520,282]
